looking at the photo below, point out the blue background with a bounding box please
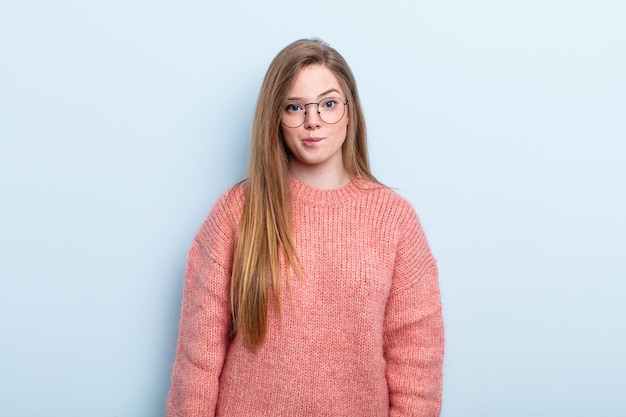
[1,1,625,416]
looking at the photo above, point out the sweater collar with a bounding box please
[289,176,373,207]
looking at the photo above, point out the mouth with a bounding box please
[302,137,323,145]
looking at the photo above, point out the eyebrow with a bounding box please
[286,88,343,102]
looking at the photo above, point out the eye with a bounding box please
[321,98,338,109]
[285,103,304,113]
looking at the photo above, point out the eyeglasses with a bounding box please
[281,97,349,128]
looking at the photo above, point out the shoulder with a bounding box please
[361,183,438,289]
[212,181,247,218]
[354,178,420,224]
[195,181,246,250]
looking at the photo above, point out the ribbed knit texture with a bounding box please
[167,177,444,417]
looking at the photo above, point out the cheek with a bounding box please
[337,120,349,139]
[281,128,299,154]
[281,128,295,144]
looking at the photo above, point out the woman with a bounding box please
[167,39,444,416]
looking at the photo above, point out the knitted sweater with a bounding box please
[167,177,444,417]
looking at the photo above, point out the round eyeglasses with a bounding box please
[281,97,349,128]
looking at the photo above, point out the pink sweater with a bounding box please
[167,177,444,416]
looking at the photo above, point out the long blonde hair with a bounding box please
[231,39,378,350]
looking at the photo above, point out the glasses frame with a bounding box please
[281,97,349,128]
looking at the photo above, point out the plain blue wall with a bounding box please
[1,1,624,416]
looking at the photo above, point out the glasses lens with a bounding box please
[318,98,346,125]
[282,102,304,128]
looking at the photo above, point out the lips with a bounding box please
[302,137,323,146]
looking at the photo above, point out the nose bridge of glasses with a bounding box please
[302,102,323,126]
[303,101,321,114]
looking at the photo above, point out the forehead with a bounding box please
[287,65,345,99]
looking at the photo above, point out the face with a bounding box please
[280,65,349,177]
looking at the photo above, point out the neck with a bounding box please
[290,163,350,190]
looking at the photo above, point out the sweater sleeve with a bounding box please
[384,205,444,417]
[166,191,240,417]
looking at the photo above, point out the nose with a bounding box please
[303,104,322,129]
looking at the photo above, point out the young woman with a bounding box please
[167,39,444,416]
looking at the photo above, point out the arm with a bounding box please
[384,208,444,417]
[167,191,240,416]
